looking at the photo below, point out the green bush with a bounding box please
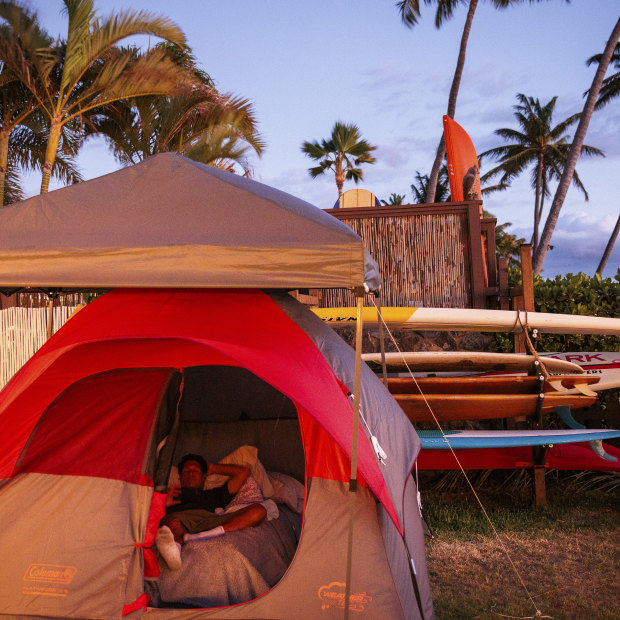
[492,269,620,353]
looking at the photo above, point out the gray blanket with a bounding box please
[158,509,300,608]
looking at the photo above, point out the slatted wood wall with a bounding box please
[0,306,77,389]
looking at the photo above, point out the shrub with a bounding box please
[492,269,620,353]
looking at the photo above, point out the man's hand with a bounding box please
[166,485,181,507]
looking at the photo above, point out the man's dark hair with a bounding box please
[178,453,208,474]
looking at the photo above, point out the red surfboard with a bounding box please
[443,115,481,203]
[416,442,620,471]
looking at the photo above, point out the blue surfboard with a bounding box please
[417,428,620,450]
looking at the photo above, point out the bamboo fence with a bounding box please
[0,306,77,389]
[322,208,472,308]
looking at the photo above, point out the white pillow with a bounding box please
[268,471,305,513]
[225,476,264,510]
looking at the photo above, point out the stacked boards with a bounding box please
[368,352,599,422]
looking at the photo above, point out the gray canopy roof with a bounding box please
[0,153,380,291]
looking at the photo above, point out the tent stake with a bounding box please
[344,290,364,620]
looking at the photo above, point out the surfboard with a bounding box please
[395,392,596,422]
[382,375,600,395]
[313,307,620,335]
[442,115,488,286]
[362,351,584,374]
[415,442,620,471]
[443,116,481,202]
[539,352,620,392]
[416,429,620,450]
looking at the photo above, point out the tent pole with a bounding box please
[344,289,364,620]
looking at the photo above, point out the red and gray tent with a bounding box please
[0,153,433,619]
[0,288,433,619]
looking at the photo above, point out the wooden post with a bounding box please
[533,463,547,508]
[512,244,535,354]
[518,244,547,507]
[467,201,487,309]
[482,217,498,290]
[498,256,510,311]
[520,244,535,312]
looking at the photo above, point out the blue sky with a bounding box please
[27,0,620,278]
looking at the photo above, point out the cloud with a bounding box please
[510,211,619,278]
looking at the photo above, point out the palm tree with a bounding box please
[484,210,525,269]
[0,0,189,194]
[585,43,620,109]
[301,121,376,197]
[397,0,567,204]
[0,4,50,204]
[410,164,450,203]
[3,113,83,204]
[480,94,603,254]
[381,193,406,205]
[534,18,620,274]
[94,45,264,176]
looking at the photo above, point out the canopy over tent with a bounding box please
[0,153,380,292]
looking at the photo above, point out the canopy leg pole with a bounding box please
[46,297,54,340]
[344,289,364,620]
[375,294,388,388]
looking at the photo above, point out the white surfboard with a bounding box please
[472,352,620,394]
[363,351,619,393]
[314,307,620,335]
[538,352,620,392]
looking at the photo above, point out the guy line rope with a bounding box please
[370,297,553,620]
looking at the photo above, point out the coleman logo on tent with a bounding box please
[318,581,372,612]
[23,564,77,585]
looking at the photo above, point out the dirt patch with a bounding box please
[426,527,620,619]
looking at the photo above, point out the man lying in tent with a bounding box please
[156,453,267,570]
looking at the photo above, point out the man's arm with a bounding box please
[207,462,250,495]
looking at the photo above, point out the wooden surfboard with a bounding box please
[313,307,620,335]
[362,351,584,374]
[416,428,620,450]
[395,392,596,422]
[382,374,600,395]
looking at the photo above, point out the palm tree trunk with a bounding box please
[425,0,478,203]
[0,131,9,207]
[596,215,620,275]
[533,17,620,274]
[40,120,62,194]
[532,155,544,253]
[335,154,344,196]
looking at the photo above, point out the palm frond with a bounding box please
[61,2,186,98]
[396,0,421,28]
